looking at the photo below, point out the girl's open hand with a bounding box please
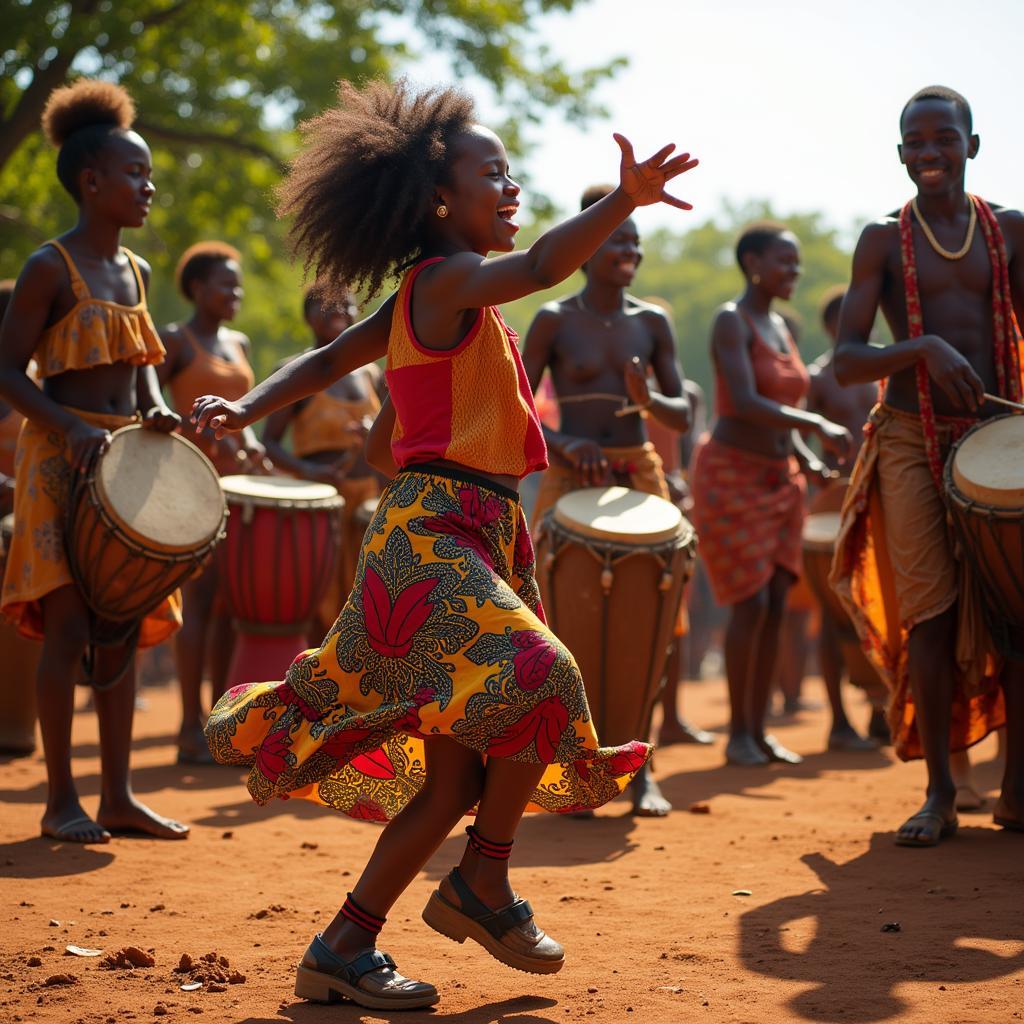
[191,395,247,439]
[614,134,696,209]
[614,133,698,210]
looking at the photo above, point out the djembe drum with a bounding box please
[802,510,888,712]
[66,424,226,684]
[219,476,343,685]
[945,414,1024,657]
[535,487,696,745]
[0,514,39,755]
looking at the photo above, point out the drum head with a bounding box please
[220,474,342,509]
[96,425,225,551]
[803,511,842,552]
[552,486,683,544]
[952,415,1024,508]
[355,497,379,526]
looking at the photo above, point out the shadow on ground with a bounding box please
[737,827,1024,1022]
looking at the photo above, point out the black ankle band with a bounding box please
[466,825,514,860]
[340,892,386,935]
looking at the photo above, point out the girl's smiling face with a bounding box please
[434,126,521,255]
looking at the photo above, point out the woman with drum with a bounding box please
[262,286,384,638]
[690,222,852,767]
[158,241,264,764]
[0,81,189,842]
[193,79,697,1010]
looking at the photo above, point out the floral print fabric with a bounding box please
[205,468,651,819]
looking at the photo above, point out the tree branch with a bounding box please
[140,0,194,32]
[135,120,287,172]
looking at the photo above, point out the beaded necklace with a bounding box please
[899,194,1022,489]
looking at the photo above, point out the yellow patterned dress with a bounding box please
[206,466,652,819]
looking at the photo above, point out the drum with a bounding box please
[536,487,696,746]
[0,514,39,755]
[351,496,379,579]
[66,424,226,628]
[802,511,887,705]
[945,414,1024,656]
[219,475,343,684]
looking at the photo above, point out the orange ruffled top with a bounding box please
[35,240,165,379]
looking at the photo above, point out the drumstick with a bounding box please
[983,392,1024,413]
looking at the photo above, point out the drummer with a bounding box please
[829,86,1024,845]
[521,185,693,816]
[158,240,265,764]
[262,285,384,638]
[0,80,188,842]
[804,287,882,751]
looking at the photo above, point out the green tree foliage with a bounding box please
[0,0,621,379]
[502,200,858,399]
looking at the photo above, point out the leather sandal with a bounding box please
[893,810,958,847]
[422,868,565,975]
[294,934,438,1010]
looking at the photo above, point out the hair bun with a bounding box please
[41,79,136,148]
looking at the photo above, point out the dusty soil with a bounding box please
[2,674,1022,1024]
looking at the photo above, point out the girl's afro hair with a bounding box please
[277,77,476,301]
[175,241,243,301]
[42,79,135,148]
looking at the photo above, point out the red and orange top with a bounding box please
[714,311,809,417]
[386,257,548,479]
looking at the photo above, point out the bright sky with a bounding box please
[423,0,1024,242]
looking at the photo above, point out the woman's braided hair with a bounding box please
[277,78,476,301]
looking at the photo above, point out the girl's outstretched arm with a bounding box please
[425,135,698,312]
[192,295,393,438]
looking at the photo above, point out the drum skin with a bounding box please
[0,515,38,755]
[535,488,696,747]
[945,416,1024,653]
[218,479,343,629]
[66,426,225,623]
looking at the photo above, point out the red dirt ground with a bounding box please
[2,675,1022,1024]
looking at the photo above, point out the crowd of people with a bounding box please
[0,72,1021,1012]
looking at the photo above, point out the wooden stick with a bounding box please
[983,392,1024,413]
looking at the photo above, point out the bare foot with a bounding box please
[177,724,214,765]
[630,767,671,817]
[827,724,877,753]
[955,785,986,812]
[41,801,111,844]
[97,796,189,840]
[726,733,769,766]
[894,793,957,847]
[658,718,714,747]
[868,708,892,745]
[759,734,803,765]
[994,792,1024,832]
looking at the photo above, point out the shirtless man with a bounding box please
[832,85,1024,845]
[522,184,692,816]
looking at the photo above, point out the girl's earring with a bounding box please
[752,273,761,285]
[436,205,449,219]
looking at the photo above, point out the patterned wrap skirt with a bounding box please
[205,464,652,820]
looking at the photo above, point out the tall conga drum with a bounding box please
[219,476,343,685]
[802,511,887,709]
[536,487,696,745]
[945,414,1024,657]
[0,514,39,755]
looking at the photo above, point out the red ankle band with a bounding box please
[466,825,514,860]
[340,893,386,935]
